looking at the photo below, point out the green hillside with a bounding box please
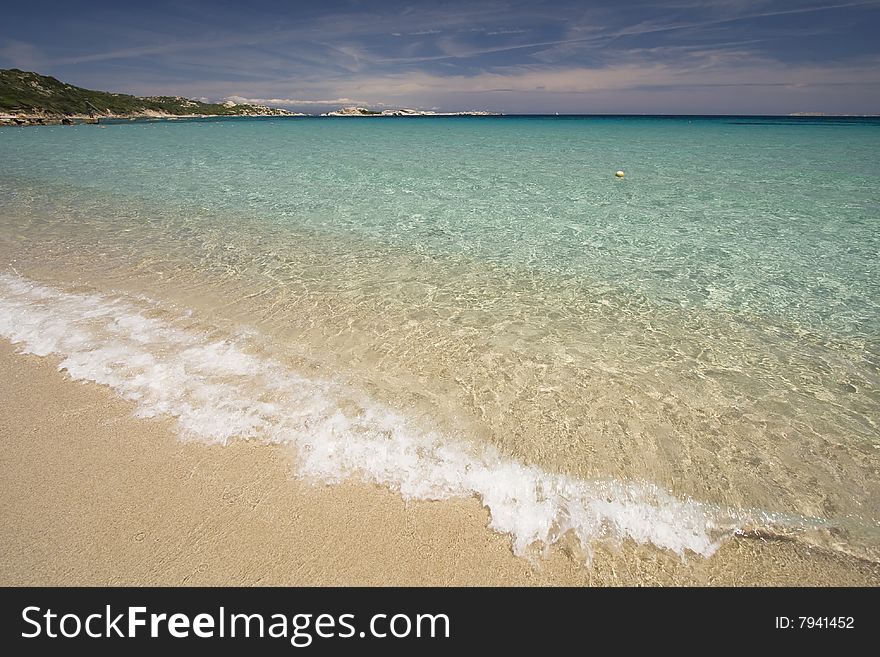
[0,68,289,117]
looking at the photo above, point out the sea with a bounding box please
[1,115,877,563]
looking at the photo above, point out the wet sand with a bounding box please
[1,340,877,586]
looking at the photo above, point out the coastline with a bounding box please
[0,110,497,127]
[4,112,876,127]
[0,112,301,127]
[1,339,877,586]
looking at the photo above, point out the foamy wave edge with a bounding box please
[0,273,787,560]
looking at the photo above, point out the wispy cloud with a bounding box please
[344,56,880,96]
[2,0,878,114]
[0,39,45,70]
[226,95,374,107]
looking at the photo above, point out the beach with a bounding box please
[2,340,877,586]
[1,115,878,586]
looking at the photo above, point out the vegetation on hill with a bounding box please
[0,68,290,117]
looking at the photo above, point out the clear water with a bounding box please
[1,116,878,562]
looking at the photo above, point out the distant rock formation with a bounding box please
[0,69,501,127]
[0,68,298,126]
[322,106,500,117]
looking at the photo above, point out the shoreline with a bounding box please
[0,112,303,127]
[3,113,877,128]
[0,111,499,127]
[1,339,877,586]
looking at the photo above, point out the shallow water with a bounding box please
[1,116,878,562]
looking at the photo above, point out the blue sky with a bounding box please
[2,0,879,113]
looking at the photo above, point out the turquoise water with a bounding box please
[5,117,879,334]
[1,116,878,562]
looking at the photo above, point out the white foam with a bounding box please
[0,272,737,558]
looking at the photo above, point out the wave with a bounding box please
[0,273,826,561]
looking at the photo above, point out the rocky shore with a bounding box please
[1,107,500,127]
[0,114,101,127]
[322,106,500,117]
[0,109,298,127]
[1,69,301,127]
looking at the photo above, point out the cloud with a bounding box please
[578,0,880,42]
[289,52,880,114]
[0,40,45,70]
[351,57,880,97]
[7,0,878,114]
[113,44,880,114]
[226,95,375,107]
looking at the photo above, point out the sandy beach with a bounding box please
[1,339,877,586]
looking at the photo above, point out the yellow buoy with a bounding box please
[615,170,625,178]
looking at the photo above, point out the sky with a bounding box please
[1,0,879,114]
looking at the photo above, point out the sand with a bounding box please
[1,339,877,586]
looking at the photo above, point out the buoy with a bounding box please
[615,170,625,178]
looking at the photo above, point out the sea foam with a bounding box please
[0,273,739,558]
